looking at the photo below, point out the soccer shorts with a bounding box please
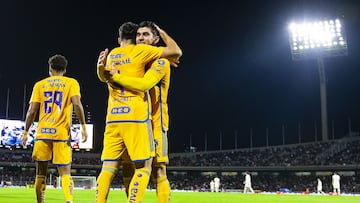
[152,127,169,165]
[32,140,72,166]
[101,121,155,162]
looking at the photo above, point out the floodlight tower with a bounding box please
[288,18,348,141]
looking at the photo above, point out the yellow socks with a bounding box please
[61,174,74,202]
[127,168,151,203]
[156,176,171,203]
[96,166,118,203]
[35,175,46,203]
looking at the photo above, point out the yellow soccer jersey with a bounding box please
[30,76,81,140]
[104,44,164,123]
[148,59,171,131]
[111,58,171,131]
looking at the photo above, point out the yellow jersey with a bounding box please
[104,44,164,123]
[30,76,81,141]
[148,59,171,131]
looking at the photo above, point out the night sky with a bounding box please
[1,0,360,153]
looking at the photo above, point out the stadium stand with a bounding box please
[1,136,360,193]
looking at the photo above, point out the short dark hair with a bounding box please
[138,21,159,37]
[48,54,68,72]
[118,22,138,43]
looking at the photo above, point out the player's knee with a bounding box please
[157,164,167,177]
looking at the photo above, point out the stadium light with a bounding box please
[288,18,348,141]
[289,19,347,60]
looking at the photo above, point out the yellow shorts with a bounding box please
[32,140,72,166]
[101,121,155,162]
[153,128,169,164]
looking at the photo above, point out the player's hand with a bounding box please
[81,128,88,143]
[109,62,117,75]
[105,62,118,83]
[169,57,180,68]
[154,24,164,34]
[97,48,109,68]
[21,131,28,147]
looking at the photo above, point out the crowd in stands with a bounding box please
[169,138,360,167]
[1,137,360,193]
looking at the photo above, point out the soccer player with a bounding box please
[96,21,182,203]
[243,171,254,194]
[214,177,220,192]
[21,54,88,203]
[210,179,215,192]
[332,172,341,195]
[107,21,177,203]
[317,177,325,194]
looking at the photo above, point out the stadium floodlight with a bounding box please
[288,18,348,60]
[288,18,348,141]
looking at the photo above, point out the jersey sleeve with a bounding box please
[29,82,41,103]
[112,58,169,92]
[69,79,81,97]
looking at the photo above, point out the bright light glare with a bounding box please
[289,19,346,52]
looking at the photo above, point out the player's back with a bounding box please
[31,76,80,141]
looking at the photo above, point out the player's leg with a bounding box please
[35,161,48,203]
[96,161,120,203]
[32,140,52,203]
[96,124,123,203]
[152,163,171,203]
[125,121,155,203]
[152,129,170,203]
[250,186,254,193]
[128,159,153,203]
[53,141,74,203]
[121,152,135,198]
[58,165,73,203]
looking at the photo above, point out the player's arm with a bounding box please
[21,102,39,146]
[96,48,109,82]
[112,70,160,92]
[71,95,88,143]
[155,24,182,63]
[110,59,168,92]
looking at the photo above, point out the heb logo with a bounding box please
[111,106,131,114]
[40,128,57,134]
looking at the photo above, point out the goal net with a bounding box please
[56,176,96,189]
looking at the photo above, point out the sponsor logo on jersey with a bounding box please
[40,128,57,134]
[111,106,131,114]
[129,187,138,203]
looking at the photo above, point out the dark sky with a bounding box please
[1,0,360,152]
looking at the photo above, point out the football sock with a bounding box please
[156,175,171,203]
[35,175,46,203]
[127,168,151,203]
[96,165,118,203]
[61,174,74,202]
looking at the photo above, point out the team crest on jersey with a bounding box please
[157,59,165,67]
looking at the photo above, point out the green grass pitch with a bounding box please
[1,188,359,203]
